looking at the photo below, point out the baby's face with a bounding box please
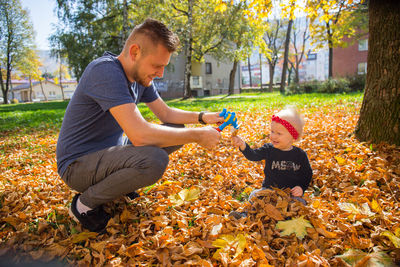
[270,121,294,151]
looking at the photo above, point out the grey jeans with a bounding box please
[61,124,183,208]
[249,187,307,205]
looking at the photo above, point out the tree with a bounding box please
[203,1,265,95]
[51,0,145,81]
[211,1,270,95]
[306,0,368,78]
[279,1,296,94]
[158,0,263,98]
[53,60,71,101]
[0,0,34,104]
[17,48,43,102]
[263,19,286,92]
[288,17,310,84]
[355,0,400,146]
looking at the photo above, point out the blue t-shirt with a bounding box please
[56,52,159,176]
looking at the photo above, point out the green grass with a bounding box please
[0,92,363,133]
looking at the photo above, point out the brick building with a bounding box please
[333,35,368,77]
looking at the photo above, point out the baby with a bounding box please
[230,107,313,219]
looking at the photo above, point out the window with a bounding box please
[307,53,317,60]
[358,39,368,51]
[205,62,212,74]
[192,76,200,86]
[357,62,367,74]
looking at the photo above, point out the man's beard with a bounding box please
[132,66,152,87]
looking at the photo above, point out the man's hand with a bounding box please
[196,126,221,149]
[232,136,246,150]
[291,186,303,197]
[202,112,225,124]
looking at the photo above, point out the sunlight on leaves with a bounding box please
[169,187,200,206]
[381,230,400,248]
[275,216,313,240]
[212,233,247,260]
[336,248,393,266]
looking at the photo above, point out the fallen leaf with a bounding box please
[276,216,313,240]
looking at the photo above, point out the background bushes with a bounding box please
[285,74,366,95]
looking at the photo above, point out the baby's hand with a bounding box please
[291,186,303,197]
[232,136,246,150]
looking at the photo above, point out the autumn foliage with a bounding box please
[1,101,400,266]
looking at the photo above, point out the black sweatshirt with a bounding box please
[241,143,313,193]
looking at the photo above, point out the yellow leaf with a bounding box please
[213,174,223,182]
[335,156,346,165]
[169,187,200,206]
[212,234,246,259]
[370,199,382,213]
[276,216,313,240]
[338,202,375,217]
[181,188,200,202]
[214,3,227,13]
[71,232,98,243]
[312,199,321,209]
[395,228,400,237]
[382,231,400,248]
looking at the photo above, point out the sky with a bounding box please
[21,0,59,51]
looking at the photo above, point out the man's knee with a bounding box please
[134,146,169,178]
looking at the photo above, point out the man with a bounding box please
[56,18,223,233]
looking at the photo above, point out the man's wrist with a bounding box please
[198,111,207,124]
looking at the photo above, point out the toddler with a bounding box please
[230,107,312,219]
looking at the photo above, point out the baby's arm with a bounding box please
[232,135,246,151]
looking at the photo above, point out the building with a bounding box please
[333,35,368,77]
[11,79,77,102]
[240,17,330,88]
[153,53,240,99]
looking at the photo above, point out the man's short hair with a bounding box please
[124,18,180,54]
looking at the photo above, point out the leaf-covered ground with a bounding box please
[1,101,400,266]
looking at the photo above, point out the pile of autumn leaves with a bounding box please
[1,102,400,266]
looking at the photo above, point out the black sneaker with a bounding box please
[69,194,111,233]
[229,211,248,219]
[126,191,140,200]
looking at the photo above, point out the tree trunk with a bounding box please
[280,19,293,94]
[183,0,194,99]
[29,76,33,102]
[121,0,129,49]
[40,80,48,101]
[288,66,293,85]
[355,0,400,146]
[294,67,299,84]
[247,56,252,88]
[59,58,65,100]
[259,52,263,90]
[326,22,333,79]
[0,67,6,104]
[228,59,238,95]
[268,62,275,92]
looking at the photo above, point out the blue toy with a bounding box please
[216,108,240,133]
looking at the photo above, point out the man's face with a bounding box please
[131,43,171,87]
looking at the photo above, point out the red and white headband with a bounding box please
[271,115,299,140]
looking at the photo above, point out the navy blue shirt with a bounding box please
[56,52,159,176]
[241,143,313,192]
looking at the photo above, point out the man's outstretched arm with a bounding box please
[110,102,221,149]
[146,98,224,125]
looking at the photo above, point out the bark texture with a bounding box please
[355,0,400,145]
